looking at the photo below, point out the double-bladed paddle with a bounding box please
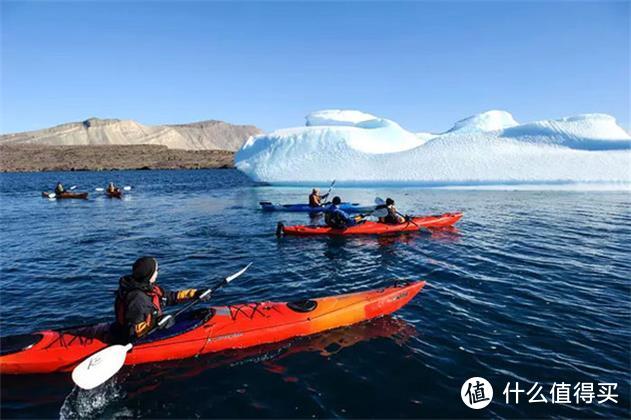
[71,263,252,390]
[45,185,77,199]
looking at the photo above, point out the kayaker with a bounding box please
[324,196,361,228]
[309,188,329,207]
[379,198,406,224]
[106,182,119,194]
[54,182,65,195]
[113,257,210,342]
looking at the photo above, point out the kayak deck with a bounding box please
[0,281,425,374]
[280,212,463,236]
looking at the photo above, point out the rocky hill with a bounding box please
[0,144,235,172]
[0,118,261,151]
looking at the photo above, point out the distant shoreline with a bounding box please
[0,144,235,173]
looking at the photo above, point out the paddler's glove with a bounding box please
[176,289,197,300]
[195,289,212,301]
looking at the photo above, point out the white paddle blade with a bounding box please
[95,187,104,192]
[226,262,252,283]
[123,186,132,191]
[69,186,77,190]
[47,193,56,199]
[71,343,132,390]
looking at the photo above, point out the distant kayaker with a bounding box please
[309,188,329,207]
[325,196,361,228]
[379,198,406,224]
[106,182,119,194]
[54,182,65,195]
[113,257,210,342]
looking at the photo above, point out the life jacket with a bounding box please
[115,277,165,327]
[325,207,347,229]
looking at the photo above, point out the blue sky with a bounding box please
[1,1,629,134]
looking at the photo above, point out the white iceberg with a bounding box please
[235,109,631,187]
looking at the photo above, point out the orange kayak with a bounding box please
[279,212,463,236]
[0,281,425,374]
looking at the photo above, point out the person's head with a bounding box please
[332,196,342,205]
[386,198,395,206]
[109,182,114,187]
[132,256,159,285]
[57,181,62,186]
[312,188,319,194]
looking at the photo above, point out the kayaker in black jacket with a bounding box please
[113,257,210,342]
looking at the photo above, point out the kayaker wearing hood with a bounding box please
[114,257,209,342]
[54,182,65,195]
[309,188,329,207]
[324,196,361,228]
[379,198,406,224]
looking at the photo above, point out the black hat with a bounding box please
[132,257,157,283]
[332,196,342,205]
[386,198,394,206]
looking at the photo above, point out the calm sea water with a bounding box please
[0,169,629,418]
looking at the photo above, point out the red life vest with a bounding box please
[147,285,164,315]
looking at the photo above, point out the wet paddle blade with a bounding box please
[71,343,132,390]
[226,263,252,283]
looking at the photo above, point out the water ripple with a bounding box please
[0,171,629,418]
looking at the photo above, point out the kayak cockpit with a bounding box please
[0,333,44,356]
[0,308,216,356]
[137,308,215,343]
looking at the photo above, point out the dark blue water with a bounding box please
[1,170,629,418]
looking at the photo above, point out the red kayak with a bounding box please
[41,191,88,200]
[106,189,123,199]
[278,212,463,236]
[0,281,425,374]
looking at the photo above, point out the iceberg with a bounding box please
[235,109,631,187]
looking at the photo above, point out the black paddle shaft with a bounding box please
[149,275,238,335]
